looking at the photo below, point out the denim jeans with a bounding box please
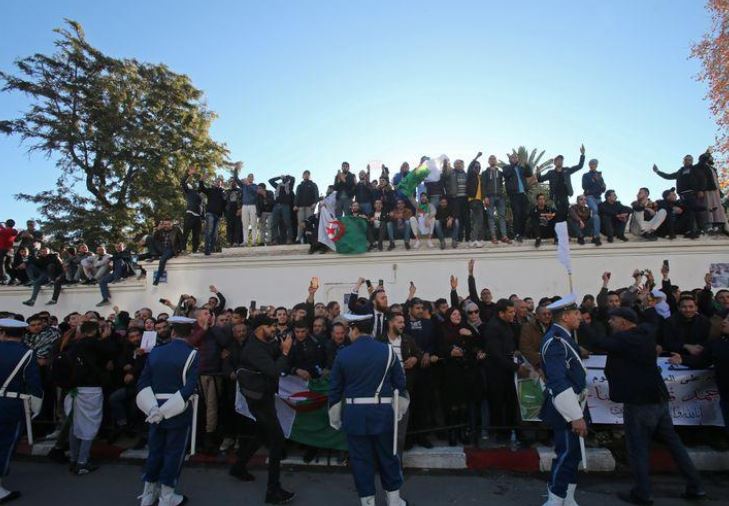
[387,220,411,243]
[623,402,703,501]
[568,219,594,239]
[270,203,292,244]
[29,272,50,301]
[154,247,175,284]
[359,202,373,215]
[585,196,601,237]
[434,219,459,242]
[99,261,124,301]
[335,195,352,217]
[486,196,507,239]
[204,212,221,255]
[469,200,485,241]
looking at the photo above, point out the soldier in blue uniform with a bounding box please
[0,318,43,504]
[539,295,587,506]
[328,313,409,506]
[136,316,200,506]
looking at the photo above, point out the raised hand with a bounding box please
[468,258,475,275]
[450,275,458,290]
[579,144,585,155]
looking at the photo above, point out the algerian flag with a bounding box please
[554,221,572,274]
[236,375,347,450]
[318,192,338,251]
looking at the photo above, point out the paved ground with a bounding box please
[5,461,728,505]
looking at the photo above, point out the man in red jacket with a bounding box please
[0,220,18,285]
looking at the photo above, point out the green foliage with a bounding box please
[0,19,228,246]
[497,146,553,205]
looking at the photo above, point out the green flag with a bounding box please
[326,216,369,254]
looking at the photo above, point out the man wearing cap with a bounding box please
[537,145,586,221]
[136,316,200,506]
[329,313,409,506]
[0,318,43,504]
[229,314,295,505]
[539,295,587,506]
[599,308,705,505]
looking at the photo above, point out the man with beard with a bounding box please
[349,278,390,339]
[380,313,422,455]
[467,259,496,322]
[229,315,294,505]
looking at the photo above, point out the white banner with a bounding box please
[585,357,723,426]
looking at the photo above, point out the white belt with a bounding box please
[0,391,29,400]
[154,394,174,400]
[345,397,392,405]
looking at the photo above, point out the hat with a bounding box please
[167,316,197,325]
[546,294,578,313]
[250,314,275,329]
[0,318,28,329]
[662,187,676,200]
[341,313,373,324]
[650,288,667,300]
[608,307,639,324]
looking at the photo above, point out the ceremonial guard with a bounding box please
[328,313,409,506]
[0,318,42,504]
[539,295,587,506]
[136,316,200,506]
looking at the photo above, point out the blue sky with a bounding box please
[0,0,717,225]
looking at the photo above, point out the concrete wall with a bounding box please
[1,239,727,317]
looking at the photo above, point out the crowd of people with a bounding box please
[1,257,727,480]
[1,147,727,308]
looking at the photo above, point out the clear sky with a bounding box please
[0,0,717,225]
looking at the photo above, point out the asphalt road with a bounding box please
[5,461,728,505]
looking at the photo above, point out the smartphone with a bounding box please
[378,279,383,287]
[663,259,669,270]
[158,298,166,304]
[606,272,611,279]
[365,280,372,288]
[250,300,256,310]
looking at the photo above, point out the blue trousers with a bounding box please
[549,428,581,498]
[143,424,190,488]
[204,213,221,255]
[0,420,22,477]
[346,432,403,498]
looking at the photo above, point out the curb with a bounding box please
[16,439,729,473]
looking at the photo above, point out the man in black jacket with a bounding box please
[599,190,631,242]
[333,161,356,216]
[151,219,183,286]
[229,315,295,504]
[537,145,586,220]
[22,247,62,306]
[483,299,530,444]
[269,174,296,245]
[467,258,496,322]
[181,167,203,252]
[653,156,705,237]
[502,153,534,242]
[294,170,319,244]
[660,296,710,356]
[289,320,326,380]
[598,308,704,505]
[198,171,226,255]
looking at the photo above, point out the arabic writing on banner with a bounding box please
[516,357,723,426]
[584,356,723,426]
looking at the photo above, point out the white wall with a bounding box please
[1,239,727,317]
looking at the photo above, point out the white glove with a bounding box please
[145,406,163,424]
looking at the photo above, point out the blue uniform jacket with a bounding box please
[539,324,587,430]
[328,335,406,436]
[0,341,42,424]
[137,338,199,429]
